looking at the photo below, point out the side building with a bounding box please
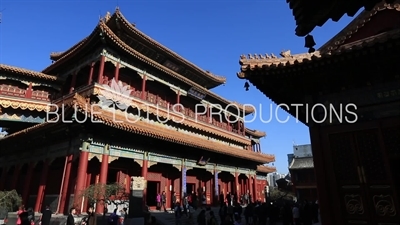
[0,9,275,214]
[289,144,317,201]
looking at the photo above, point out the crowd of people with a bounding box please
[167,190,320,225]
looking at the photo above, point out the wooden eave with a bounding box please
[0,96,50,112]
[245,128,266,138]
[49,37,89,61]
[237,30,400,124]
[288,0,395,36]
[319,2,400,53]
[112,9,226,88]
[98,21,255,115]
[41,23,103,74]
[238,28,400,74]
[257,165,276,173]
[0,94,275,163]
[0,64,59,82]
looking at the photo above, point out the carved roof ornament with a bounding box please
[271,53,277,58]
[104,12,111,22]
[280,50,292,58]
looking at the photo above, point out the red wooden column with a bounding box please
[10,165,21,190]
[114,62,120,81]
[253,176,257,202]
[87,62,95,85]
[248,175,254,203]
[34,159,50,213]
[141,158,148,207]
[25,83,33,98]
[95,153,109,214]
[140,74,147,100]
[0,167,7,190]
[73,151,89,212]
[234,172,239,197]
[97,56,105,83]
[69,73,77,93]
[82,172,92,212]
[22,163,35,204]
[59,154,74,214]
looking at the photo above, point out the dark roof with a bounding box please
[289,157,314,170]
[287,0,395,36]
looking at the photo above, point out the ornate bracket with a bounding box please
[148,161,157,168]
[172,164,181,171]
[135,159,143,167]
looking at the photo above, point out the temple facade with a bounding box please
[289,144,317,201]
[238,2,400,225]
[0,9,275,214]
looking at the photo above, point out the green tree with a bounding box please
[269,178,295,201]
[80,183,128,214]
[0,190,22,211]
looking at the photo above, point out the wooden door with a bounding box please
[329,132,371,223]
[328,126,400,224]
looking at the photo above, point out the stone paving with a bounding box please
[150,207,321,225]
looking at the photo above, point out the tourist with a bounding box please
[233,213,241,225]
[207,211,218,225]
[219,192,225,208]
[173,202,182,225]
[161,191,167,212]
[182,194,188,217]
[219,202,227,222]
[244,203,253,225]
[119,208,127,225]
[221,215,233,225]
[86,207,96,225]
[226,192,231,206]
[281,203,292,225]
[39,205,52,225]
[196,210,206,225]
[244,192,249,205]
[26,208,34,225]
[66,208,76,225]
[156,193,161,211]
[18,212,30,225]
[172,192,177,206]
[16,205,25,225]
[292,204,300,225]
[108,209,119,225]
[201,193,206,208]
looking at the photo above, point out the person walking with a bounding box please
[39,205,52,225]
[161,191,167,212]
[66,208,76,225]
[16,206,25,225]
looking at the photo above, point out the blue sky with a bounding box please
[0,0,359,173]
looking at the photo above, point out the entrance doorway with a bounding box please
[146,181,160,207]
[186,183,195,194]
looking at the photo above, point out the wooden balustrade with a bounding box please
[125,88,245,136]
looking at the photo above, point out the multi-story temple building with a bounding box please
[0,9,275,214]
[289,144,317,201]
[238,1,400,224]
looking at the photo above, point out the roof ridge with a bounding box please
[42,21,103,73]
[319,2,400,53]
[114,9,227,84]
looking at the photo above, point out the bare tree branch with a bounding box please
[0,190,22,211]
[79,183,129,210]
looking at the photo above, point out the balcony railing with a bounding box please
[130,90,244,137]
